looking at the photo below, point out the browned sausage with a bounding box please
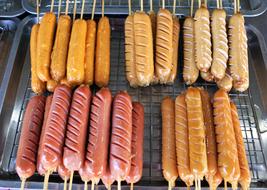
[208,171,223,190]
[58,160,70,181]
[46,79,58,92]
[102,166,115,190]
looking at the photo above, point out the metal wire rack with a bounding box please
[7,18,266,186]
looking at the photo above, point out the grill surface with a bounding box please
[5,17,266,187]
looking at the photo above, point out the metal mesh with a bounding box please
[8,18,266,185]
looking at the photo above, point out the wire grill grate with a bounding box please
[8,18,266,186]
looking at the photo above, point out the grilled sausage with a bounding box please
[60,77,73,88]
[230,155,241,190]
[30,24,46,94]
[58,160,71,181]
[84,20,96,85]
[126,102,144,185]
[231,102,251,190]
[37,12,56,82]
[183,17,199,85]
[211,9,228,80]
[213,89,239,183]
[110,91,132,182]
[50,15,72,82]
[155,9,173,84]
[16,95,46,180]
[95,17,111,87]
[84,87,112,184]
[63,85,91,171]
[185,88,207,181]
[40,85,72,172]
[233,78,249,92]
[175,94,194,187]
[167,16,180,83]
[194,5,212,72]
[133,12,154,86]
[216,71,233,92]
[207,171,223,190]
[46,79,58,92]
[102,167,115,190]
[199,89,217,184]
[67,19,87,86]
[229,13,249,88]
[162,97,178,188]
[200,70,214,82]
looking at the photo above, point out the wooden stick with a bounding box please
[195,179,197,190]
[187,185,190,190]
[140,0,143,12]
[224,180,228,190]
[101,0,104,18]
[63,176,67,190]
[173,0,176,15]
[216,0,219,9]
[91,179,95,190]
[168,181,171,190]
[20,178,26,190]
[84,181,88,190]
[204,0,207,7]
[73,0,77,21]
[128,0,131,15]
[68,171,74,190]
[130,182,134,190]
[198,179,201,190]
[234,0,237,14]
[43,170,50,190]
[80,0,85,19]
[108,185,111,190]
[219,0,223,9]
[150,0,153,12]
[36,0,40,23]
[190,0,194,17]
[237,0,240,12]
[117,180,121,190]
[58,0,62,19]
[91,0,96,20]
[50,0,55,12]
[162,0,165,9]
[65,0,69,15]
[198,0,201,8]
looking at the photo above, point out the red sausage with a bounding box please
[58,160,71,181]
[63,85,91,171]
[16,95,46,180]
[102,166,115,189]
[40,84,72,172]
[110,91,133,182]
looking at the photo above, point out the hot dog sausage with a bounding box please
[233,78,249,92]
[60,77,73,89]
[58,160,71,181]
[16,95,46,180]
[208,171,223,190]
[102,166,115,190]
[216,70,233,92]
[200,70,214,82]
[46,79,58,92]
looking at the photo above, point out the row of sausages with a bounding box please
[161,88,251,190]
[183,2,249,92]
[16,85,144,190]
[31,10,110,94]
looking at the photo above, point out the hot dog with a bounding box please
[46,79,58,92]
[233,78,249,92]
[95,17,111,87]
[216,71,233,92]
[58,160,71,190]
[60,77,73,89]
[102,167,115,190]
[208,171,223,190]
[16,96,46,184]
[200,70,214,82]
[162,97,178,188]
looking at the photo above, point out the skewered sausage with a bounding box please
[37,12,56,82]
[46,79,58,92]
[162,97,178,188]
[58,160,71,181]
[200,70,214,82]
[30,24,46,94]
[233,78,249,92]
[175,94,194,187]
[60,77,73,89]
[16,95,46,180]
[148,10,156,45]
[216,71,233,92]
[207,171,223,190]
[102,167,115,190]
[95,17,111,87]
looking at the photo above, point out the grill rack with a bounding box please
[7,17,267,186]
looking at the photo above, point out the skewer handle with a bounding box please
[91,0,96,20]
[73,0,77,21]
[81,0,85,19]
[101,0,104,18]
[50,0,55,12]
[20,178,26,190]
[68,171,74,190]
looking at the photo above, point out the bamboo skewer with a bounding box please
[68,171,74,190]
[162,0,165,9]
[50,0,55,12]
[140,0,143,11]
[102,0,104,18]
[65,0,69,15]
[150,0,153,12]
[81,0,85,19]
[20,178,26,190]
[190,0,194,16]
[91,0,96,20]
[73,0,77,20]
[237,0,240,12]
[37,0,40,23]
[63,176,68,190]
[58,0,62,18]
[128,0,131,15]
[173,0,176,15]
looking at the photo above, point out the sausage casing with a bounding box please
[216,71,233,92]
[200,70,214,82]
[126,102,144,184]
[16,96,46,180]
[175,94,194,187]
[50,15,71,82]
[67,19,87,86]
[95,17,110,87]
[102,167,115,189]
[110,91,132,181]
[162,97,178,187]
[84,20,96,85]
[233,78,249,92]
[194,5,212,72]
[58,160,70,181]
[30,24,46,94]
[183,17,199,85]
[63,85,91,171]
[37,12,56,82]
[46,79,58,92]
[208,171,222,190]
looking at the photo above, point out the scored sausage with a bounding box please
[233,78,249,92]
[126,102,144,185]
[95,17,111,87]
[162,97,178,188]
[63,85,91,171]
[110,91,133,183]
[102,166,115,190]
[208,171,223,190]
[231,102,251,190]
[16,95,46,181]
[216,70,233,92]
[175,94,194,187]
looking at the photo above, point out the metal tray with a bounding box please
[0,15,267,189]
[0,0,24,17]
[22,0,267,17]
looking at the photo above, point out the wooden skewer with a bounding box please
[224,180,228,190]
[117,180,121,190]
[216,0,219,9]
[219,0,223,9]
[190,0,194,17]
[80,0,85,19]
[198,0,201,8]
[58,0,62,18]
[50,0,55,12]
[130,182,134,190]
[63,176,68,190]
[36,0,40,23]
[173,0,176,15]
[168,181,171,190]
[101,0,104,18]
[150,0,153,12]
[73,0,77,21]
[91,180,95,190]
[204,0,207,6]
[195,178,197,190]
[84,181,88,190]
[140,0,143,12]
[237,0,240,12]
[162,0,165,9]
[187,185,190,190]
[234,0,237,14]
[43,170,50,190]
[68,171,74,190]
[108,185,111,190]
[198,179,201,190]
[65,0,69,15]
[20,178,26,190]
[91,0,96,20]
[128,0,131,15]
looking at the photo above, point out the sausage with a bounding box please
[126,102,144,185]
[216,71,233,92]
[50,15,72,82]
[200,70,214,82]
[16,95,46,180]
[194,5,212,72]
[133,12,154,86]
[37,12,56,82]
[46,79,58,92]
[231,102,251,190]
[199,89,217,184]
[58,160,71,181]
[37,95,53,176]
[40,84,72,172]
[63,85,92,171]
[125,15,138,87]
[185,88,207,181]
[30,24,46,94]
[148,10,156,46]
[229,13,249,88]
[183,17,199,85]
[207,171,223,190]
[211,9,228,80]
[84,20,96,86]
[95,17,111,87]
[155,9,173,84]
[110,91,132,183]
[67,19,87,86]
[229,155,241,190]
[167,15,180,84]
[161,97,178,188]
[60,77,73,89]
[233,78,249,92]
[213,89,239,183]
[102,166,115,190]
[175,94,194,187]
[83,87,112,184]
